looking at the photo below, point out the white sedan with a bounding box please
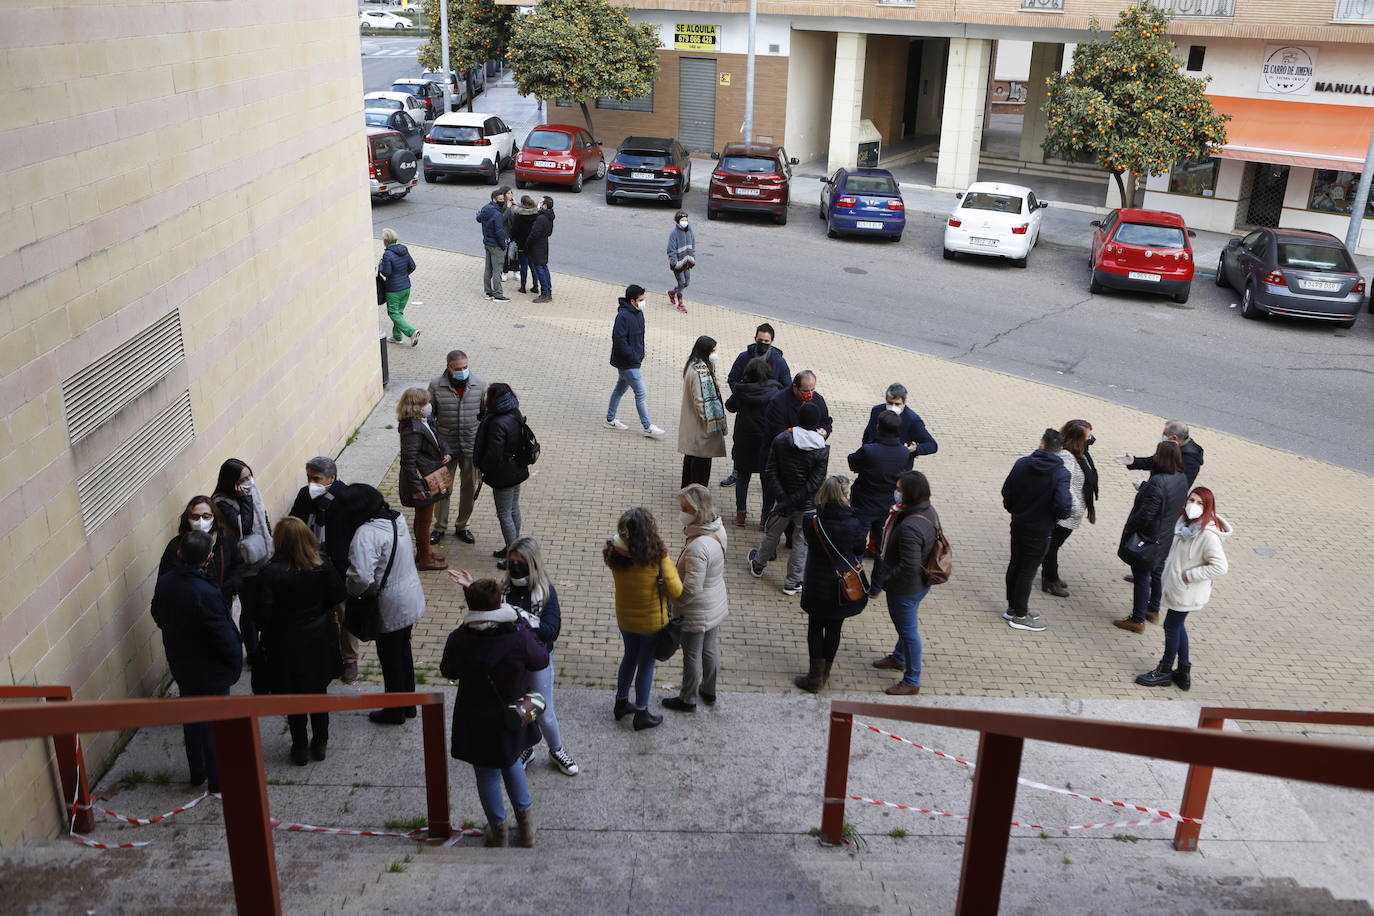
[942,182,1049,268]
[359,10,411,29]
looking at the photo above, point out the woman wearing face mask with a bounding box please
[213,458,272,664]
[473,382,532,569]
[1040,419,1099,598]
[678,336,728,488]
[1134,487,1230,690]
[160,495,244,603]
[396,387,453,571]
[662,485,729,712]
[794,476,868,693]
[666,210,694,313]
[870,471,940,696]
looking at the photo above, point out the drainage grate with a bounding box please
[61,310,185,445]
[76,390,195,534]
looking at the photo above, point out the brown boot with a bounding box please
[1145,610,1159,624]
[1041,576,1070,597]
[871,656,903,670]
[1113,617,1146,634]
[885,683,920,696]
[484,820,507,848]
[793,659,826,693]
[735,512,747,527]
[514,806,536,848]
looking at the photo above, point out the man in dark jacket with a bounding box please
[749,402,830,594]
[1121,419,1204,486]
[150,531,243,793]
[525,198,555,303]
[861,383,939,459]
[475,189,511,301]
[604,285,663,438]
[848,410,915,567]
[289,455,357,682]
[759,371,833,522]
[429,350,488,547]
[1000,428,1073,632]
[720,323,792,487]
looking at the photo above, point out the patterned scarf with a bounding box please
[695,361,726,435]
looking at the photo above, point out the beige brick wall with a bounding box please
[0,0,381,844]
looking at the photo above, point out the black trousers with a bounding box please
[288,712,329,746]
[374,625,415,722]
[1005,532,1051,616]
[806,619,846,661]
[179,684,230,789]
[681,455,713,489]
[1040,526,1074,582]
[236,575,262,658]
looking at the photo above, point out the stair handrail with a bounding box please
[0,685,93,833]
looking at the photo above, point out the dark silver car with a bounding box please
[1217,228,1365,329]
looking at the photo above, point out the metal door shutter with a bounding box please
[678,57,717,154]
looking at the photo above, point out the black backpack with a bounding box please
[516,417,540,466]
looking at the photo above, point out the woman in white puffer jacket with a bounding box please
[1135,486,1230,691]
[662,484,729,712]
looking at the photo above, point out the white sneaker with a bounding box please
[782,585,801,596]
[642,424,665,439]
[603,418,628,430]
[408,329,421,348]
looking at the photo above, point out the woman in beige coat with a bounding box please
[663,484,729,712]
[678,336,728,489]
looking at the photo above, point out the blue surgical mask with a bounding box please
[452,369,470,382]
[893,490,904,505]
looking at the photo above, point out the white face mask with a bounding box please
[190,517,214,533]
[679,510,697,528]
[308,482,327,500]
[677,219,689,229]
[634,299,645,311]
[509,575,530,587]
[886,404,903,414]
[1160,434,1172,443]
[239,477,254,493]
[421,403,433,418]
[1184,502,1203,520]
[707,352,718,364]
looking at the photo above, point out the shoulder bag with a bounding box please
[812,516,870,602]
[911,514,954,585]
[344,518,398,642]
[485,669,545,730]
[652,567,683,661]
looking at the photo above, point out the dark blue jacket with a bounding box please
[1129,438,1204,488]
[504,582,561,654]
[151,564,243,692]
[761,387,833,464]
[609,299,646,369]
[847,436,915,518]
[726,344,791,390]
[862,405,938,457]
[378,243,416,292]
[1001,449,1073,537]
[476,202,510,248]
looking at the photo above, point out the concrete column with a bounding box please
[826,32,867,174]
[1018,42,1062,164]
[936,37,992,190]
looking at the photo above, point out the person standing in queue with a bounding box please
[160,495,243,606]
[288,456,359,684]
[870,471,941,696]
[1039,420,1098,599]
[212,458,271,664]
[395,387,453,572]
[861,384,939,460]
[720,323,792,489]
[1113,440,1189,634]
[723,358,784,527]
[793,476,868,693]
[999,430,1071,633]
[428,350,487,549]
[847,410,914,584]
[472,382,532,570]
[604,508,682,731]
[662,485,729,712]
[678,336,728,488]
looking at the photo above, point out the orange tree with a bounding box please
[417,0,515,111]
[506,0,660,137]
[1042,3,1228,207]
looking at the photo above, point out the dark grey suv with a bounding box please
[1217,228,1365,329]
[606,137,692,206]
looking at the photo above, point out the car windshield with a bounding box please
[845,175,898,194]
[1277,243,1356,272]
[369,135,405,159]
[721,155,777,173]
[961,192,1023,213]
[618,150,670,167]
[1114,223,1186,248]
[366,97,402,110]
[428,125,482,142]
[364,112,394,128]
[390,84,423,96]
[525,130,572,151]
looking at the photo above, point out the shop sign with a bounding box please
[1259,45,1317,96]
[1316,82,1374,95]
[674,24,719,51]
[1333,0,1374,21]
[1151,0,1234,16]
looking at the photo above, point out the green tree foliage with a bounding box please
[417,0,515,111]
[507,0,661,136]
[1042,3,1228,207]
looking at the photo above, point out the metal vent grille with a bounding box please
[77,390,195,534]
[62,310,185,445]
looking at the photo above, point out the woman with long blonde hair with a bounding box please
[397,386,453,570]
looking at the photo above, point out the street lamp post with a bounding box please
[1345,127,1374,254]
[440,0,452,106]
[742,0,756,144]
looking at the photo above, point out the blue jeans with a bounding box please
[532,264,551,296]
[1130,559,1164,622]
[1161,610,1190,667]
[530,654,563,752]
[887,589,930,687]
[734,471,754,514]
[518,252,532,289]
[473,762,531,824]
[607,368,651,428]
[616,629,657,710]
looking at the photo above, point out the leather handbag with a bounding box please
[652,571,683,661]
[344,518,398,642]
[1119,531,1156,567]
[422,464,453,497]
[813,516,869,602]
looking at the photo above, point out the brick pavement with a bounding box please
[360,241,1374,711]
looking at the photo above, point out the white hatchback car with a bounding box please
[422,112,516,185]
[359,10,411,29]
[942,182,1049,268]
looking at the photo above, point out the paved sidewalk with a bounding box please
[347,242,1374,715]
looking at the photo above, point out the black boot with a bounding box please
[1174,663,1192,691]
[822,659,833,688]
[793,659,825,693]
[613,697,634,721]
[632,708,663,731]
[1134,664,1173,687]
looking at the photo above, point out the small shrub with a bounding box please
[1112,834,1140,843]
[118,770,149,790]
[888,828,908,839]
[383,815,428,830]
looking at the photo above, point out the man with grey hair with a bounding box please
[428,349,487,545]
[289,456,359,682]
[1118,419,1204,487]
[861,383,939,459]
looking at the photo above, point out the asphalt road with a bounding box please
[361,36,425,93]
[360,42,1374,473]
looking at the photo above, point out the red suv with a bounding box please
[367,126,418,201]
[1089,208,1196,304]
[707,143,798,225]
[515,124,606,193]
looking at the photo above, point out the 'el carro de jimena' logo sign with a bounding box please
[1259,45,1317,95]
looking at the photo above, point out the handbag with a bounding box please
[422,463,453,497]
[652,570,683,661]
[911,514,954,585]
[1119,531,1156,567]
[486,671,545,730]
[812,516,869,602]
[344,518,398,642]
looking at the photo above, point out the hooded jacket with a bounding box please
[509,203,540,249]
[763,427,830,512]
[727,343,792,390]
[674,518,729,633]
[1160,516,1231,612]
[609,298,646,369]
[428,369,488,458]
[525,209,555,266]
[725,378,784,473]
[472,390,530,489]
[378,243,416,292]
[475,201,510,248]
[1001,449,1073,537]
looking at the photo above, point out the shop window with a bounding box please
[1168,157,1219,197]
[1309,169,1363,215]
[596,91,654,113]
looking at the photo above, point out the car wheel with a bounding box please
[1336,318,1356,330]
[571,172,584,193]
[516,178,526,189]
[606,193,617,205]
[1214,256,1228,288]
[683,171,691,193]
[1240,283,1265,320]
[891,233,902,243]
[423,171,435,183]
[1089,276,1103,294]
[1368,293,1374,314]
[486,166,498,186]
[942,247,956,260]
[1173,286,1190,304]
[827,226,838,239]
[594,158,607,180]
[816,203,825,220]
[774,209,788,226]
[670,197,683,208]
[707,207,719,221]
[1012,255,1028,269]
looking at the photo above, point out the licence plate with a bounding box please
[736,187,761,196]
[971,237,997,247]
[1298,279,1341,292]
[1128,271,1160,282]
[535,160,557,169]
[445,153,463,160]
[632,171,655,180]
[857,221,884,230]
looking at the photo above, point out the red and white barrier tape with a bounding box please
[269,819,483,840]
[76,792,215,826]
[832,795,1174,831]
[853,720,1201,825]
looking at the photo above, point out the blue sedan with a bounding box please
[819,168,905,241]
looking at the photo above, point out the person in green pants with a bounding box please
[379,228,419,347]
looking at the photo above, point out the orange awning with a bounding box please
[1207,95,1374,170]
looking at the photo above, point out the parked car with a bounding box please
[820,168,905,241]
[605,137,693,206]
[391,78,447,122]
[367,126,418,201]
[364,109,423,155]
[421,70,467,110]
[363,91,428,128]
[515,124,605,193]
[1217,227,1365,329]
[707,143,798,225]
[359,10,411,29]
[1089,208,1195,304]
[942,182,1046,267]
[422,111,516,185]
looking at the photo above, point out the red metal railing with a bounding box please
[1172,707,1374,851]
[0,685,93,833]
[0,691,450,915]
[821,701,1374,916]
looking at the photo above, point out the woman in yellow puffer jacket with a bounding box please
[604,507,682,731]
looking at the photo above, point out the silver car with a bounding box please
[1218,228,1365,329]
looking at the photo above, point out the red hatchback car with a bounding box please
[515,124,606,193]
[1089,208,1196,303]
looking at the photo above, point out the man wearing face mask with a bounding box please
[759,371,832,525]
[429,350,488,547]
[847,410,915,571]
[861,383,939,459]
[289,456,359,683]
[720,323,792,489]
[604,284,665,438]
[1117,419,1205,487]
[666,210,695,313]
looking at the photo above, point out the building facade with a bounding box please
[0,0,381,843]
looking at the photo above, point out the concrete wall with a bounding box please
[0,0,381,843]
[1177,36,1374,106]
[784,30,836,164]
